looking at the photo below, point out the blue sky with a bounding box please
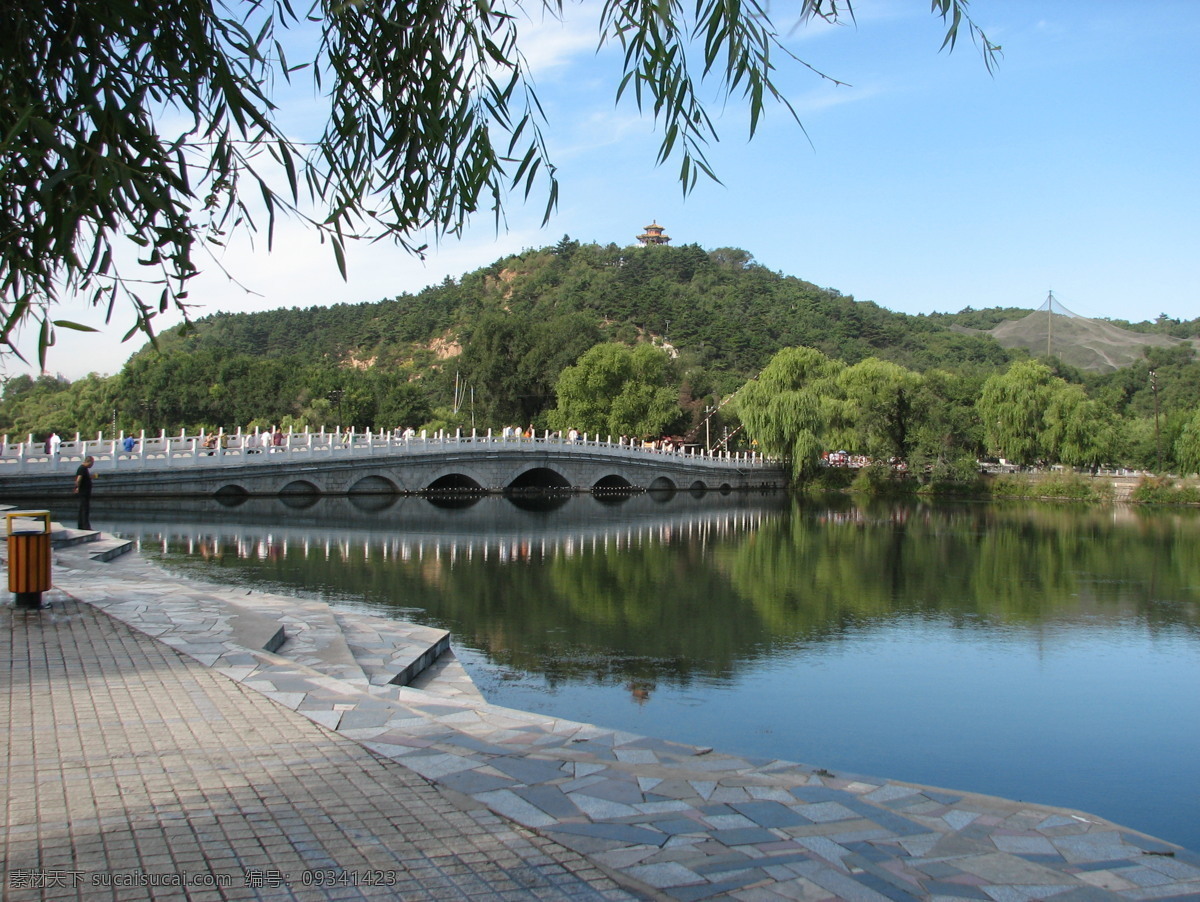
[14,0,1199,379]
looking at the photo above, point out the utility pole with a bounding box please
[1046,290,1054,359]
[329,389,344,429]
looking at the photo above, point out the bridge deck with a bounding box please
[0,429,786,497]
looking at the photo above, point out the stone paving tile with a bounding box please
[9,538,1199,902]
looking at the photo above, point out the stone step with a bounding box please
[49,525,101,547]
[34,532,284,654]
[334,609,451,688]
[229,605,288,655]
[81,537,135,562]
[241,594,370,689]
[44,523,132,560]
[406,649,487,704]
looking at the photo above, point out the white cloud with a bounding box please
[553,108,651,162]
[789,80,886,117]
[515,12,600,75]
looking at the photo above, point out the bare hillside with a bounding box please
[985,310,1195,372]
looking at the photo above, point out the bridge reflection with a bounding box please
[101,492,788,570]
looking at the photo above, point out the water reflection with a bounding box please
[741,500,1200,637]
[102,494,1200,675]
[99,495,1200,648]
[88,493,1200,851]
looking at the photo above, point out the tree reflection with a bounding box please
[117,495,1200,686]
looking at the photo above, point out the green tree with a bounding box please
[907,368,983,480]
[735,346,844,479]
[1043,383,1114,470]
[550,343,681,438]
[977,360,1059,465]
[1175,408,1200,476]
[978,359,1118,469]
[2,0,996,364]
[456,311,601,426]
[374,378,432,432]
[834,358,921,464]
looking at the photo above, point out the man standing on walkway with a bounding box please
[74,455,94,529]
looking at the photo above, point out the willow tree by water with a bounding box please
[1176,410,1200,476]
[977,360,1115,468]
[736,347,846,479]
[738,347,938,479]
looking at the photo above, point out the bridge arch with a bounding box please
[279,480,320,509]
[280,493,320,509]
[507,467,572,492]
[349,474,398,494]
[592,474,637,494]
[648,476,677,493]
[426,473,485,493]
[280,479,320,496]
[508,493,570,512]
[426,494,481,510]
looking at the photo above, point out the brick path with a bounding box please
[2,597,638,901]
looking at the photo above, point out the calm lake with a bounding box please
[88,491,1200,852]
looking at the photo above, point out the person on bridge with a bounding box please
[74,455,95,530]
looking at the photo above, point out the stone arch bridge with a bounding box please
[0,431,787,501]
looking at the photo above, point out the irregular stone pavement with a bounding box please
[3,531,1199,901]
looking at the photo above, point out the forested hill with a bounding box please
[8,240,1196,442]
[147,240,1014,378]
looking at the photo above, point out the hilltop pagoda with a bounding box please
[636,221,671,245]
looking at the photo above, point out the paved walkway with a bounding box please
[2,585,635,899]
[3,533,1199,901]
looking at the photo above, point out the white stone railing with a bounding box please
[0,427,773,475]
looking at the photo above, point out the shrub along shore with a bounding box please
[809,468,1200,504]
